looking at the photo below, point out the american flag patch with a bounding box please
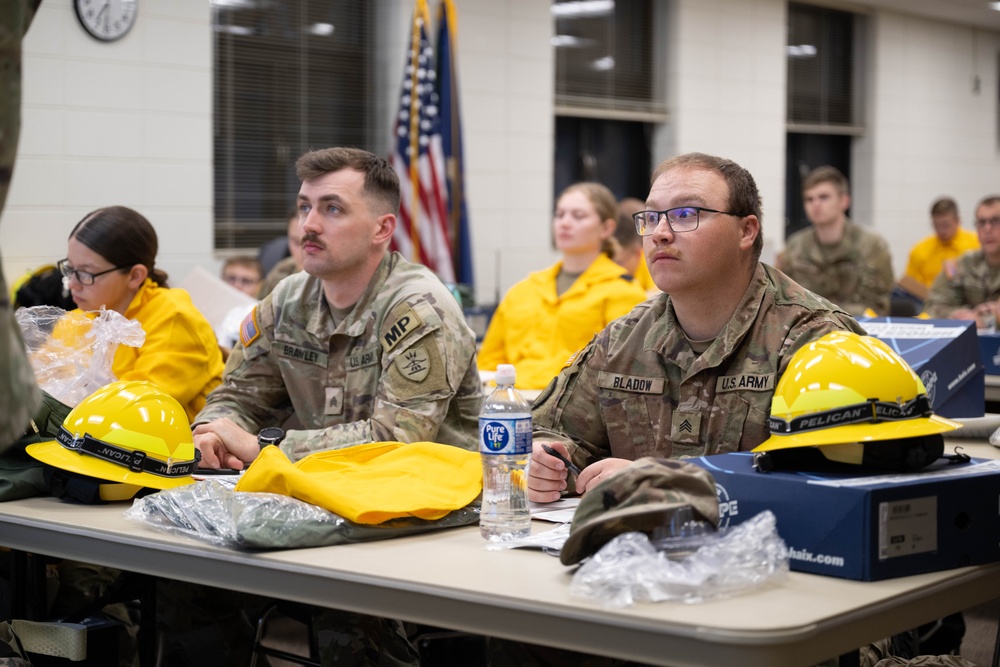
[240,306,261,347]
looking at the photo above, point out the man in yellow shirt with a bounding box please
[899,197,979,301]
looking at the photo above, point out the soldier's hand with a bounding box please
[575,458,632,495]
[193,418,258,469]
[528,440,571,503]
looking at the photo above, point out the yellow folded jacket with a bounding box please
[235,442,482,525]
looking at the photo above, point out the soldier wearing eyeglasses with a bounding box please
[924,194,1000,328]
[778,165,895,316]
[528,153,864,502]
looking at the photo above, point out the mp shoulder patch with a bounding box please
[381,307,424,353]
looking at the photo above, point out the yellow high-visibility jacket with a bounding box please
[478,254,647,390]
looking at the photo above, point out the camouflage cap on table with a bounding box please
[559,457,720,565]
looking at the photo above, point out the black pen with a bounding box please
[541,444,582,477]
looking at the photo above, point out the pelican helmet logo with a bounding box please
[715,482,737,529]
[919,369,937,406]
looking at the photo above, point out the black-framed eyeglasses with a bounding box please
[57,258,128,286]
[975,216,1000,230]
[632,206,747,236]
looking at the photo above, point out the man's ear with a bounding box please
[841,192,852,213]
[373,213,396,245]
[739,215,760,251]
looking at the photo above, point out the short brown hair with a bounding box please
[295,147,400,216]
[651,152,763,261]
[614,197,645,249]
[930,197,958,218]
[802,166,849,196]
[976,195,1000,217]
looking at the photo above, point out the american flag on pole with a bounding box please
[390,0,456,283]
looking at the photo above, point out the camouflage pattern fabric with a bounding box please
[559,457,719,565]
[196,251,482,459]
[780,219,894,316]
[532,263,865,476]
[314,610,419,667]
[923,249,1000,317]
[155,581,419,667]
[0,0,42,451]
[257,254,300,300]
[49,561,137,667]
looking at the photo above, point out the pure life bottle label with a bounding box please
[479,416,532,455]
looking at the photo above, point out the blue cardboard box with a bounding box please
[860,317,984,418]
[977,332,1000,375]
[692,452,1000,580]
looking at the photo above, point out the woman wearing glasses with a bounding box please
[477,182,647,391]
[58,206,223,421]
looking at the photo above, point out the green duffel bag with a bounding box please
[0,391,71,502]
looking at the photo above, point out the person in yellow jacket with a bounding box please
[612,196,659,295]
[58,206,223,421]
[478,182,648,390]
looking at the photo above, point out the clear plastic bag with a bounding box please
[569,510,789,607]
[16,306,145,406]
[125,480,480,550]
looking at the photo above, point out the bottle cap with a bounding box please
[495,364,516,385]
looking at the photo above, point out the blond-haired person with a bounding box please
[478,182,647,390]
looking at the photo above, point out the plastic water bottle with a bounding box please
[479,364,532,541]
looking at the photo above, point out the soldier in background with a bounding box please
[528,152,864,502]
[924,194,1000,327]
[777,165,894,316]
[0,0,43,451]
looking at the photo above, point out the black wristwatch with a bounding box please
[258,427,285,449]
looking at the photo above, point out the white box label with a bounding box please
[879,496,937,560]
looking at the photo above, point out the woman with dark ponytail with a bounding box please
[58,206,223,420]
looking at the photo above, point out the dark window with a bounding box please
[213,2,376,250]
[787,2,856,127]
[553,0,662,117]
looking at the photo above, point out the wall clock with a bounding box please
[74,0,137,42]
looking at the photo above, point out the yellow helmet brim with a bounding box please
[26,440,195,491]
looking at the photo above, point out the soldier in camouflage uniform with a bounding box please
[0,0,42,451]
[778,166,894,316]
[185,147,479,667]
[194,147,481,467]
[528,153,864,503]
[923,194,1000,326]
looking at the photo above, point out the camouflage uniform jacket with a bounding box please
[195,251,483,461]
[923,249,1000,318]
[781,219,894,316]
[532,263,864,470]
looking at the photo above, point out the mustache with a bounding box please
[649,246,681,259]
[301,233,325,248]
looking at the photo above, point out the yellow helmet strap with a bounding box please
[55,427,201,479]
[767,395,932,436]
